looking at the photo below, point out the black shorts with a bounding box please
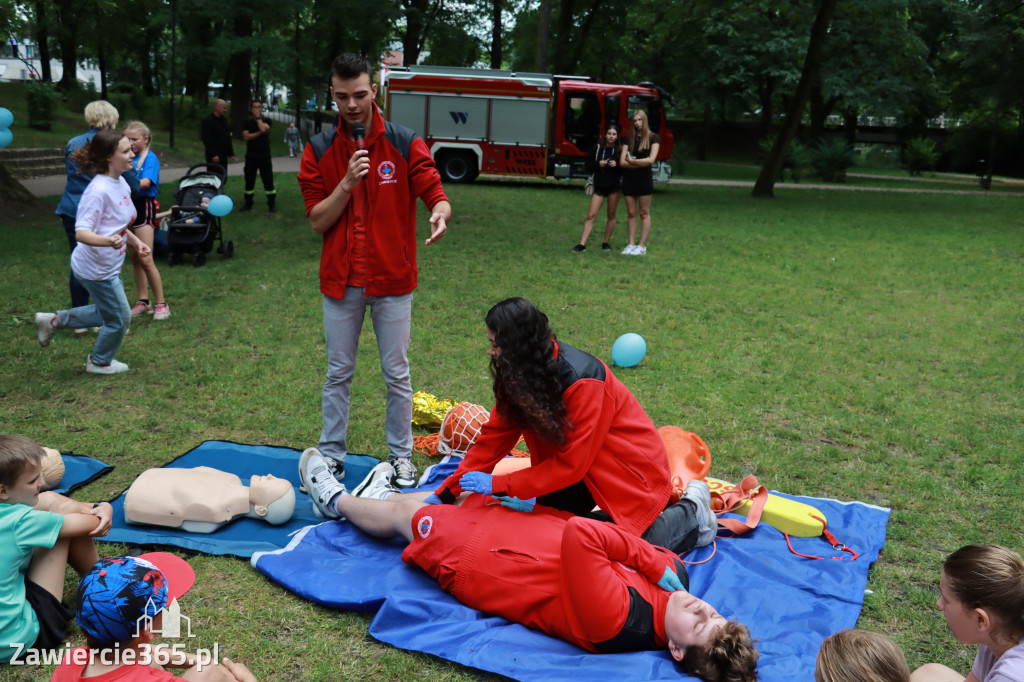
[593,180,622,198]
[19,579,72,658]
[131,197,158,228]
[622,170,654,197]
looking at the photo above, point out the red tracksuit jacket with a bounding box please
[402,496,683,652]
[297,103,448,299]
[435,341,673,536]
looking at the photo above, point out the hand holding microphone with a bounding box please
[343,121,370,191]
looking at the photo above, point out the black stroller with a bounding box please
[165,163,234,267]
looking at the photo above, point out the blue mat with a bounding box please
[253,457,891,682]
[54,453,113,495]
[100,440,386,557]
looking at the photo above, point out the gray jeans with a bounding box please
[320,288,413,464]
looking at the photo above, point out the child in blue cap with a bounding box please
[51,552,256,681]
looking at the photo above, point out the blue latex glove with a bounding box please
[496,495,536,513]
[421,493,443,505]
[656,567,687,593]
[459,471,493,495]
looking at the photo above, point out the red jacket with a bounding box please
[435,341,672,536]
[402,496,681,652]
[297,103,448,298]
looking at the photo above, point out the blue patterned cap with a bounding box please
[76,553,194,647]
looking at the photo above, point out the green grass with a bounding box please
[2,175,1024,680]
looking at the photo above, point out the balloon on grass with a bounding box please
[0,129,12,149]
[208,195,233,217]
[611,333,647,367]
[0,108,13,129]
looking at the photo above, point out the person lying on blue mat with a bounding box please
[299,450,760,682]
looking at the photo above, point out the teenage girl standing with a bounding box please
[124,121,170,320]
[619,110,660,256]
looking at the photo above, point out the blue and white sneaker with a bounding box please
[298,448,345,519]
[682,480,717,547]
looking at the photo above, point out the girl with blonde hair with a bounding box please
[618,109,660,256]
[123,121,169,320]
[816,629,910,682]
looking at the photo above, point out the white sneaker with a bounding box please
[682,480,717,547]
[298,447,345,518]
[35,313,56,347]
[352,462,400,500]
[635,245,647,255]
[86,355,129,374]
[392,457,418,489]
[621,244,637,255]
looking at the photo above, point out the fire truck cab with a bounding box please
[381,65,673,184]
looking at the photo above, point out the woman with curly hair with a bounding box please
[430,297,717,555]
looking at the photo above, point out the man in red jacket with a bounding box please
[298,53,452,491]
[296,453,759,682]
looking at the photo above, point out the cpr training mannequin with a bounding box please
[124,466,295,533]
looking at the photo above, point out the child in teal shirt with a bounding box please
[0,435,112,663]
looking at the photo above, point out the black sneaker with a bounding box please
[602,242,612,251]
[571,244,586,253]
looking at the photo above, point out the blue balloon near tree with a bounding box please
[207,195,233,217]
[0,128,12,150]
[611,333,647,367]
[0,107,13,129]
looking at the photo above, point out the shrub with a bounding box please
[25,80,58,131]
[812,138,855,182]
[902,136,940,177]
[758,136,812,183]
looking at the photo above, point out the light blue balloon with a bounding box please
[612,333,647,368]
[0,128,12,149]
[208,195,233,217]
[0,108,12,129]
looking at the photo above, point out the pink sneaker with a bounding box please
[153,303,171,320]
[131,300,153,317]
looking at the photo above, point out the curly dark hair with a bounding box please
[682,621,760,682]
[485,298,571,444]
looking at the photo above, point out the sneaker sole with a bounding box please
[352,462,396,498]
[298,448,340,518]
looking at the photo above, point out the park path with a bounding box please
[21,155,301,198]
[19,154,1023,199]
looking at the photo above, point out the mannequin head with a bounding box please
[248,474,295,525]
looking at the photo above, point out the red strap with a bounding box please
[784,515,859,560]
[711,475,768,536]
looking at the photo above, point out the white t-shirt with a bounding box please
[71,174,136,281]
[973,639,1024,682]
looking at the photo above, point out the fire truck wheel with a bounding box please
[438,151,478,184]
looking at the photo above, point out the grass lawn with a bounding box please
[1,175,1023,680]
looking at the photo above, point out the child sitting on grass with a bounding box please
[0,435,113,664]
[51,552,257,681]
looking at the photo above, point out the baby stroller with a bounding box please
[165,163,234,267]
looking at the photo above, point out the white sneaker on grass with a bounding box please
[392,457,418,489]
[86,355,129,374]
[352,462,400,501]
[682,480,717,548]
[621,244,637,255]
[35,313,56,347]
[635,245,647,255]
[298,448,346,518]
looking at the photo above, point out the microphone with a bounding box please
[352,122,365,150]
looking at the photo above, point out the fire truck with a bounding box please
[381,65,673,184]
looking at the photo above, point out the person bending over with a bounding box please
[816,629,910,682]
[297,452,758,682]
[419,297,715,554]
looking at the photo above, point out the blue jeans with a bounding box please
[57,273,131,366]
[60,214,91,308]
[320,288,413,464]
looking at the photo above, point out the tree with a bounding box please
[753,0,839,198]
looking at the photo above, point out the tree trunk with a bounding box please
[490,0,502,68]
[536,0,551,71]
[0,163,38,206]
[34,0,52,82]
[227,11,254,137]
[54,0,78,91]
[752,0,839,198]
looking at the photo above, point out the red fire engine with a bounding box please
[381,65,673,184]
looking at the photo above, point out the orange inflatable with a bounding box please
[659,426,711,503]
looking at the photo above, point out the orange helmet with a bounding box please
[438,402,490,455]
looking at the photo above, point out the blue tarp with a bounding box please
[253,454,891,682]
[53,452,113,495]
[100,440,386,557]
